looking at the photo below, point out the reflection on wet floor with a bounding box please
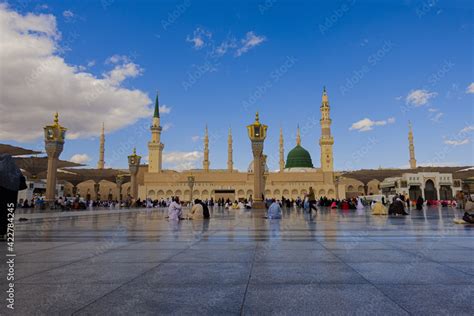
[2,206,473,315]
[13,206,471,242]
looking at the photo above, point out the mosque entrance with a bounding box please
[214,190,235,202]
[439,185,453,200]
[424,180,437,200]
[409,185,422,200]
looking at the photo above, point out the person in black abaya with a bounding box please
[416,196,424,211]
[0,154,27,239]
[199,200,210,219]
[388,195,409,216]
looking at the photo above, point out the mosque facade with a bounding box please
[136,88,348,202]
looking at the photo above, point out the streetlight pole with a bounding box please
[187,175,195,203]
[247,112,268,209]
[43,113,67,208]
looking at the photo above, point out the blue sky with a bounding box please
[2,0,473,171]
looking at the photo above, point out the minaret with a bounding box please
[203,125,210,171]
[279,127,285,172]
[97,122,105,169]
[227,127,233,172]
[319,86,334,172]
[148,92,164,173]
[408,121,417,169]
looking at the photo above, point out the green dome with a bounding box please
[285,145,314,169]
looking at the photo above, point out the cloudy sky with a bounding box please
[0,0,472,171]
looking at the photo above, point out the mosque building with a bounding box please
[36,88,469,203]
[136,87,346,201]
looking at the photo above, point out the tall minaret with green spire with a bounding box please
[319,86,334,172]
[148,92,164,173]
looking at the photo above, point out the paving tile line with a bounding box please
[393,247,474,278]
[9,241,79,257]
[13,211,160,228]
[365,236,474,278]
[70,220,241,315]
[238,240,259,315]
[318,241,412,314]
[13,240,145,283]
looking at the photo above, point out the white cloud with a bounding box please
[460,125,474,133]
[186,27,212,50]
[159,105,171,114]
[430,112,443,123]
[191,135,200,142]
[236,31,266,57]
[162,123,173,131]
[0,5,152,141]
[349,117,395,132]
[428,108,438,112]
[105,54,131,64]
[70,153,91,164]
[163,151,203,171]
[466,82,474,94]
[214,38,237,57]
[405,89,437,106]
[395,96,403,101]
[86,60,95,67]
[62,10,74,18]
[104,62,142,85]
[443,139,470,146]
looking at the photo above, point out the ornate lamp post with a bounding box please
[247,112,268,209]
[116,174,125,202]
[43,112,67,207]
[187,175,195,203]
[128,148,141,199]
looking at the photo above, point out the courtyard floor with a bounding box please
[2,206,473,315]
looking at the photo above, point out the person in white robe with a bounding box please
[267,200,282,219]
[168,197,183,220]
[187,200,203,220]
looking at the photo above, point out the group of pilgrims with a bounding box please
[163,185,474,222]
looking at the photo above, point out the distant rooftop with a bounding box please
[0,143,41,156]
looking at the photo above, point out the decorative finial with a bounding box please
[296,125,301,146]
[133,147,136,155]
[54,112,59,125]
[255,112,260,122]
[322,86,329,103]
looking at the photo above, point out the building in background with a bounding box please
[380,172,462,200]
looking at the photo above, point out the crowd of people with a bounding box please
[14,186,474,224]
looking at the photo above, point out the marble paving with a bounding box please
[1,206,473,315]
